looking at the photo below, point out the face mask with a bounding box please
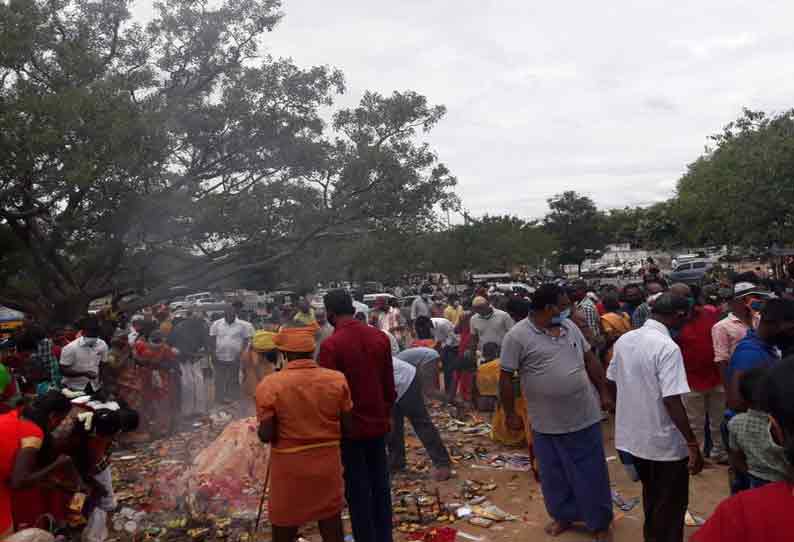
[551,308,571,326]
[749,300,764,312]
[82,337,97,346]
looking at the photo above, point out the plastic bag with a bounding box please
[3,529,55,542]
[81,508,108,542]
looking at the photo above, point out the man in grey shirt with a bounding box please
[410,285,433,322]
[397,347,445,402]
[500,283,613,541]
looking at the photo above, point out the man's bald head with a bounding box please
[670,283,692,298]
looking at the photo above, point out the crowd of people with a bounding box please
[2,267,794,541]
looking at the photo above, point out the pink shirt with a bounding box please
[711,313,750,364]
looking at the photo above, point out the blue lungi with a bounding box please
[533,422,613,531]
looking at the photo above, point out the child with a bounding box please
[728,368,788,489]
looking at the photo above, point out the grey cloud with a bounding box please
[130,0,794,218]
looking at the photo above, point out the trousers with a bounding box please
[387,376,451,470]
[684,387,725,455]
[341,437,393,542]
[440,346,459,398]
[634,456,689,542]
[533,423,613,532]
[214,359,240,402]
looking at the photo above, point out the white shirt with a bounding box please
[382,329,401,355]
[607,319,691,461]
[392,357,417,402]
[209,317,254,362]
[353,301,370,319]
[431,318,458,347]
[59,336,109,391]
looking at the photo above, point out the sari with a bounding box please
[601,311,632,364]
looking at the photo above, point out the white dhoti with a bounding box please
[180,355,209,416]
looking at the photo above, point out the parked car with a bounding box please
[363,293,396,308]
[185,292,214,305]
[667,259,713,285]
[601,266,624,277]
[169,298,190,310]
[493,283,536,296]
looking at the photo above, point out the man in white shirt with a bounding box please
[60,317,109,393]
[469,296,514,356]
[388,357,451,481]
[209,301,254,403]
[607,294,704,542]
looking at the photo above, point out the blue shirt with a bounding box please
[725,331,779,417]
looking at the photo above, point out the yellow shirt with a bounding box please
[444,305,464,326]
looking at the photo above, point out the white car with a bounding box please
[494,282,536,295]
[601,266,624,277]
[363,293,396,307]
[169,298,190,310]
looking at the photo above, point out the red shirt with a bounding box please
[692,481,794,542]
[676,306,721,391]
[318,319,396,440]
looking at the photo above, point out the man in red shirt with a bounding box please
[319,290,396,542]
[671,283,724,461]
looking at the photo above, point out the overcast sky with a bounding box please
[136,1,794,219]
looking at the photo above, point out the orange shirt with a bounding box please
[411,339,437,349]
[255,359,352,450]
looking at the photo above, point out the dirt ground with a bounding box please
[109,406,729,542]
[418,415,728,542]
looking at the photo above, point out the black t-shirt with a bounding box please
[168,319,209,356]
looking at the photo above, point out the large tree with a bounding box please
[429,215,557,281]
[543,191,605,272]
[676,108,794,248]
[0,0,456,322]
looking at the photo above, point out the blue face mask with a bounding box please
[551,308,571,326]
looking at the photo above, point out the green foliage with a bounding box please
[0,0,456,321]
[677,108,794,248]
[543,191,605,268]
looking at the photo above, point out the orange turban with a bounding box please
[273,325,317,353]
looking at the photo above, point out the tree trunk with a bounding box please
[48,296,91,326]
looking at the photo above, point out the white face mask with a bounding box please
[82,337,97,346]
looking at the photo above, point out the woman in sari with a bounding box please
[2,391,73,535]
[132,330,178,438]
[600,292,632,365]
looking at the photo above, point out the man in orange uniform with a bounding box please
[256,325,353,542]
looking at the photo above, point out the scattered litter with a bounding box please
[611,489,640,512]
[456,506,473,518]
[606,455,617,462]
[685,511,705,526]
[407,527,457,542]
[470,504,517,522]
[457,531,485,542]
[468,517,493,528]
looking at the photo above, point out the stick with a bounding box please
[254,451,273,533]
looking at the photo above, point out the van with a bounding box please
[667,260,713,285]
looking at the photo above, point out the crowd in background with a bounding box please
[2,262,794,541]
